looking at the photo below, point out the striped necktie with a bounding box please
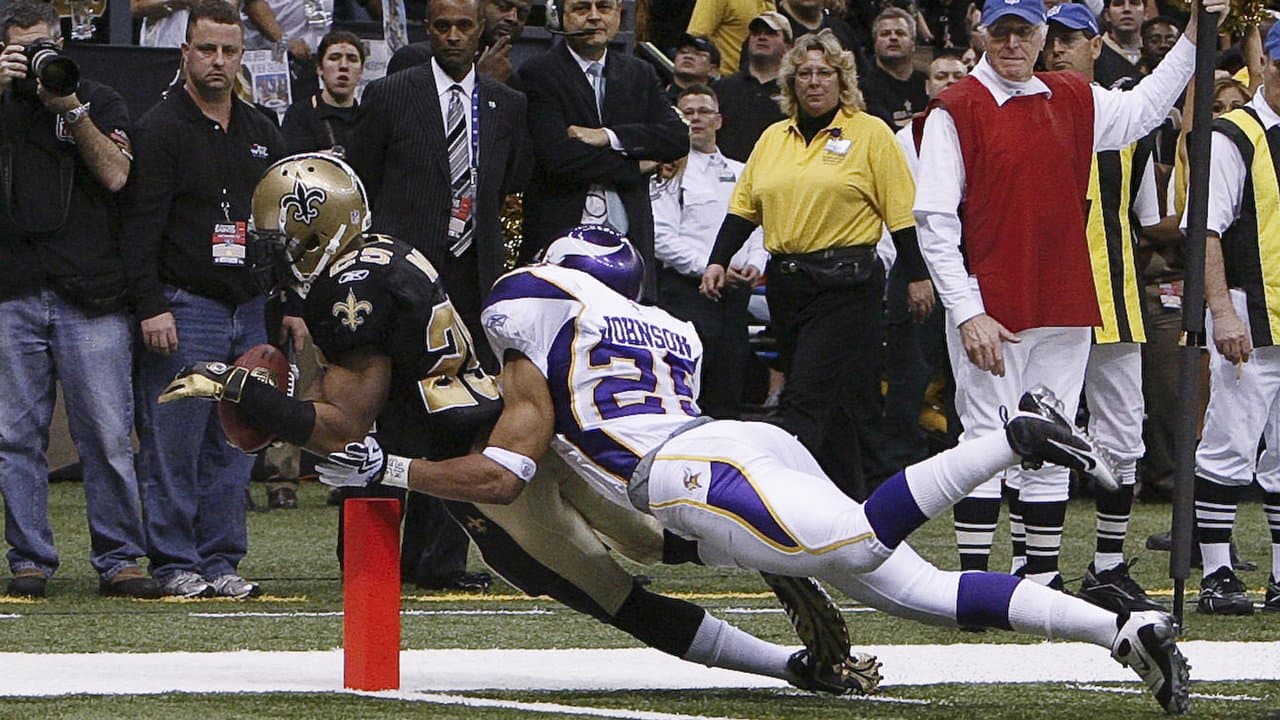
[445,84,473,256]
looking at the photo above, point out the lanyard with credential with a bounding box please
[466,83,480,194]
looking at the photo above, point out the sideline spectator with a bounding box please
[124,0,284,599]
[665,34,720,103]
[913,0,1221,584]
[347,0,528,591]
[280,29,364,155]
[686,0,775,75]
[715,11,790,162]
[861,7,929,129]
[1139,15,1183,75]
[517,0,688,300]
[652,85,766,418]
[0,1,157,600]
[703,29,925,499]
[1096,0,1145,89]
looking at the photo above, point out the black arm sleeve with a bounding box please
[890,226,930,283]
[237,378,318,446]
[708,214,758,269]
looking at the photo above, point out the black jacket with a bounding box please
[122,87,283,319]
[0,79,132,302]
[517,42,688,299]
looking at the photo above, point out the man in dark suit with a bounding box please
[516,0,688,300]
[346,0,528,592]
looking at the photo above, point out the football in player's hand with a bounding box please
[218,343,291,453]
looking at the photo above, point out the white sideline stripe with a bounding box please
[351,690,751,720]
[0,642,1277,697]
[1072,685,1263,702]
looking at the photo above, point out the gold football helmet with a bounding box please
[250,153,371,287]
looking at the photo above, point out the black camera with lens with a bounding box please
[15,39,79,97]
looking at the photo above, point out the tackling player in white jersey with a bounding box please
[320,225,1192,715]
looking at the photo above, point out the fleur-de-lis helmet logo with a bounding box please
[280,177,327,224]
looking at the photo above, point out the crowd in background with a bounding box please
[0,0,1278,619]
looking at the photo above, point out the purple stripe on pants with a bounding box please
[706,461,799,549]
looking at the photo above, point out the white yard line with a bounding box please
[1071,684,1263,702]
[0,642,1276,697]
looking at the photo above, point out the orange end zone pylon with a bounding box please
[343,497,401,690]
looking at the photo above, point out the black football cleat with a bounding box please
[1111,609,1191,715]
[1079,559,1167,613]
[1005,385,1119,491]
[1197,566,1254,615]
[786,648,882,696]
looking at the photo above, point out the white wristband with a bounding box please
[482,446,537,483]
[383,454,411,489]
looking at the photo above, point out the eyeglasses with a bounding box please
[986,23,1039,42]
[680,107,719,118]
[796,67,837,81]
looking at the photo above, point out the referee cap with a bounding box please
[981,0,1047,28]
[1266,21,1280,57]
[1046,3,1099,36]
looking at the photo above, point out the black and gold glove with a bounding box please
[158,362,252,404]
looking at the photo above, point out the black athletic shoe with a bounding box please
[786,648,882,695]
[1264,575,1279,613]
[1196,566,1254,615]
[761,573,850,675]
[1006,385,1118,491]
[1079,559,1167,613]
[1111,609,1191,715]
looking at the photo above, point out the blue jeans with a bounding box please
[0,289,146,580]
[135,286,266,581]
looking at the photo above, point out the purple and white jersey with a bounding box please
[482,265,703,508]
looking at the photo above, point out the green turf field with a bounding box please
[1,481,1277,718]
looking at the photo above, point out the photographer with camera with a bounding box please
[0,1,156,600]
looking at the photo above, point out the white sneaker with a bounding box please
[160,571,214,599]
[1111,609,1190,715]
[209,574,262,599]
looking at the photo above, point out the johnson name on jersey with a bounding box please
[305,235,501,458]
[482,265,704,508]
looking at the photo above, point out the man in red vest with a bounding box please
[913,0,1226,588]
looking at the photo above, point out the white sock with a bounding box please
[907,432,1019,517]
[1006,580,1116,648]
[1200,543,1232,576]
[683,613,795,681]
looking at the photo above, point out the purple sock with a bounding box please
[956,572,1021,630]
[863,471,927,549]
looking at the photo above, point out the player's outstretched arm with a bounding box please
[317,354,555,505]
